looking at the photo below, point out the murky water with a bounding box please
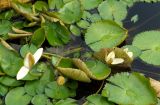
[124,2,160,80]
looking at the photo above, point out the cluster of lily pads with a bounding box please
[0,0,160,105]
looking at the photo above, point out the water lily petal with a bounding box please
[33,48,43,64]
[105,51,115,62]
[123,48,129,52]
[24,53,35,68]
[111,58,124,65]
[127,52,133,59]
[16,66,30,80]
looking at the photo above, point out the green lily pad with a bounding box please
[102,72,157,105]
[0,44,23,77]
[55,98,77,105]
[80,0,103,10]
[48,0,64,9]
[86,94,114,105]
[43,22,70,46]
[70,25,81,36]
[132,31,160,65]
[34,1,48,11]
[45,81,75,99]
[85,20,127,51]
[73,59,111,80]
[20,44,37,57]
[0,20,12,35]
[0,76,23,87]
[31,94,48,105]
[0,84,8,96]
[77,20,90,29]
[31,28,45,47]
[98,0,127,25]
[5,87,32,105]
[57,0,82,24]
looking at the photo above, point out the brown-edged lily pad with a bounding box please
[73,58,111,80]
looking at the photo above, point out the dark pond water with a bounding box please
[124,2,160,80]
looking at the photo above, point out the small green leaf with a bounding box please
[131,14,139,23]
[34,1,48,11]
[20,44,37,57]
[58,0,82,24]
[0,84,8,96]
[77,20,90,29]
[86,94,114,105]
[80,0,103,10]
[55,98,77,105]
[0,44,23,77]
[85,20,127,51]
[45,81,74,99]
[0,20,12,35]
[102,72,157,105]
[70,25,81,36]
[132,31,160,65]
[31,94,48,105]
[0,10,15,20]
[48,0,64,9]
[98,0,127,24]
[0,76,23,87]
[31,28,45,47]
[5,87,32,105]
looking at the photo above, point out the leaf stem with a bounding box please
[96,80,105,94]
[63,47,82,56]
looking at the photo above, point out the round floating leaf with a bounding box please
[45,81,74,99]
[132,31,160,65]
[80,0,103,10]
[57,67,91,83]
[5,87,32,105]
[86,94,114,105]
[0,44,23,77]
[77,20,90,29]
[122,45,142,58]
[70,25,81,36]
[58,0,82,24]
[0,20,12,35]
[85,20,127,51]
[25,80,39,96]
[73,59,111,80]
[102,72,157,105]
[98,0,127,24]
[31,28,45,47]
[55,98,77,105]
[0,76,23,87]
[20,44,37,57]
[34,1,48,11]
[31,94,48,105]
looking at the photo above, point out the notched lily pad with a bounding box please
[85,20,128,51]
[102,72,157,105]
[5,87,32,105]
[132,31,160,65]
[86,94,114,105]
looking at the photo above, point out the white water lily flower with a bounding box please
[123,48,133,59]
[16,48,43,80]
[105,51,124,65]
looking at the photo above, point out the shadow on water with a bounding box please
[124,2,160,80]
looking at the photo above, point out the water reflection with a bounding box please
[124,2,160,80]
